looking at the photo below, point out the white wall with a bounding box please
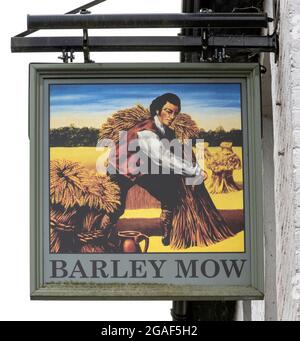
[269,0,300,321]
[289,0,300,322]
[248,0,300,321]
[0,0,181,322]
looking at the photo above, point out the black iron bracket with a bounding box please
[11,0,279,62]
[81,9,94,63]
[11,34,278,53]
[58,49,75,63]
[14,0,106,63]
[26,13,271,30]
[15,0,107,38]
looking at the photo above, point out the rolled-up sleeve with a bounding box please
[137,131,201,176]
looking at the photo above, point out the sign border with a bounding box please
[29,63,263,300]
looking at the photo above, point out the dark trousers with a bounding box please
[109,174,180,224]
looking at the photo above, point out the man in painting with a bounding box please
[102,93,204,246]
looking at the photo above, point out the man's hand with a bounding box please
[201,170,208,181]
[191,170,208,190]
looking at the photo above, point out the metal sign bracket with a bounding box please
[81,9,95,63]
[11,0,279,63]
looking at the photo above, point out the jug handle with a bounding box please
[137,234,149,253]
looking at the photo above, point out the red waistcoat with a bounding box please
[108,118,174,181]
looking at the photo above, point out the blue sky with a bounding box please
[50,83,242,131]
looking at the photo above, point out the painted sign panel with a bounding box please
[30,64,263,299]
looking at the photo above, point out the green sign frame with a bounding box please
[30,63,263,300]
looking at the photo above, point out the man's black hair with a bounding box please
[150,93,181,117]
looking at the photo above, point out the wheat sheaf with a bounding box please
[99,105,200,143]
[50,160,89,209]
[50,160,120,212]
[82,172,120,213]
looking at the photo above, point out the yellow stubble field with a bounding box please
[50,146,245,253]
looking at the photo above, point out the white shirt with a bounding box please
[137,115,201,176]
[154,114,166,135]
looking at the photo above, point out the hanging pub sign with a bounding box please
[30,63,263,300]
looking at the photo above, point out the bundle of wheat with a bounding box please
[206,142,242,194]
[77,230,105,243]
[171,179,235,249]
[83,173,120,213]
[77,214,120,253]
[50,160,89,209]
[50,160,120,213]
[50,207,77,253]
[99,105,200,143]
[170,113,199,142]
[204,142,212,161]
[99,105,151,143]
[80,210,103,232]
[50,160,121,253]
[77,230,106,253]
[50,206,77,232]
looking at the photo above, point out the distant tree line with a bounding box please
[50,126,99,147]
[198,126,243,147]
[50,125,243,147]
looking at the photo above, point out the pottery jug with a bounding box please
[117,231,149,253]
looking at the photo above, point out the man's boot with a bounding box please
[160,209,173,246]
